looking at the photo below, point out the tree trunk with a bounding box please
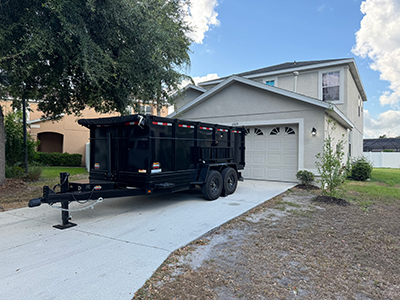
[0,106,6,186]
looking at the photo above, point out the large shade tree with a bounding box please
[0,0,192,184]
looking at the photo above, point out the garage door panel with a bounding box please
[253,141,266,151]
[282,169,297,181]
[244,124,298,182]
[267,154,281,165]
[252,168,266,179]
[268,140,281,151]
[268,168,281,180]
[283,154,297,166]
[252,153,266,164]
[283,139,297,151]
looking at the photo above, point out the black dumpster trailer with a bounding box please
[29,114,246,229]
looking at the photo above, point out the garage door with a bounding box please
[243,125,298,182]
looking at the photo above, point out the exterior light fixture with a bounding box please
[311,127,317,136]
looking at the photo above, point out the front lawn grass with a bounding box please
[369,168,400,186]
[343,168,400,209]
[41,166,89,179]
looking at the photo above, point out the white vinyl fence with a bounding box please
[363,152,400,168]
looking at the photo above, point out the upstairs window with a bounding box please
[322,71,340,101]
[266,80,275,87]
[140,105,152,115]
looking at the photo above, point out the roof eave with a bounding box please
[170,76,340,118]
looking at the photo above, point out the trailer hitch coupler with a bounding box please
[28,198,42,208]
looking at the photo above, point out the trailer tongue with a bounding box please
[29,114,245,229]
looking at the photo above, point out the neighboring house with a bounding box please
[1,100,168,166]
[170,58,366,182]
[364,138,400,152]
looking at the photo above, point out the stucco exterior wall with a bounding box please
[324,115,349,163]
[174,89,204,110]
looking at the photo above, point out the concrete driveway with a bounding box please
[0,180,294,300]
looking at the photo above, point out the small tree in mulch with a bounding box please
[315,117,349,206]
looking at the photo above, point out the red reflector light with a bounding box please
[152,121,172,126]
[178,124,195,128]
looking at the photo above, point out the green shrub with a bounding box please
[296,170,315,188]
[26,165,43,181]
[4,111,39,166]
[383,149,394,152]
[5,165,25,179]
[36,152,82,167]
[351,157,373,181]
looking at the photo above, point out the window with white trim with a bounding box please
[265,80,275,87]
[322,71,340,101]
[140,105,152,115]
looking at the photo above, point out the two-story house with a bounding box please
[170,58,366,182]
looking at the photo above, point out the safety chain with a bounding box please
[49,197,104,212]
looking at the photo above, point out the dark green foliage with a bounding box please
[351,157,373,181]
[4,111,39,166]
[36,152,82,167]
[383,149,394,152]
[5,165,25,179]
[0,0,192,117]
[25,165,42,181]
[5,163,42,181]
[296,170,315,188]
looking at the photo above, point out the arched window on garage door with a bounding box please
[37,132,64,153]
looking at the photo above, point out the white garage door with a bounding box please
[243,125,298,182]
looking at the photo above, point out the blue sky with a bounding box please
[183,0,400,138]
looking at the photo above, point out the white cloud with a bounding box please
[182,0,220,44]
[364,109,400,138]
[352,0,400,108]
[179,73,220,88]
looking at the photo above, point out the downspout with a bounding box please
[293,71,299,92]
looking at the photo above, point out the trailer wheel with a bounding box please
[201,170,223,200]
[221,167,238,195]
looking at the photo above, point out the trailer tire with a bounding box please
[201,170,223,200]
[221,167,238,195]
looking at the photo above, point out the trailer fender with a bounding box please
[197,165,210,183]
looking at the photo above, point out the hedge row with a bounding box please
[36,152,82,167]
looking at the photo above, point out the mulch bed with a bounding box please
[313,195,351,206]
[0,179,26,198]
[294,184,320,190]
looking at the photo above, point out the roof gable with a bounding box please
[169,76,354,129]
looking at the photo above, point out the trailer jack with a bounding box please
[53,202,77,229]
